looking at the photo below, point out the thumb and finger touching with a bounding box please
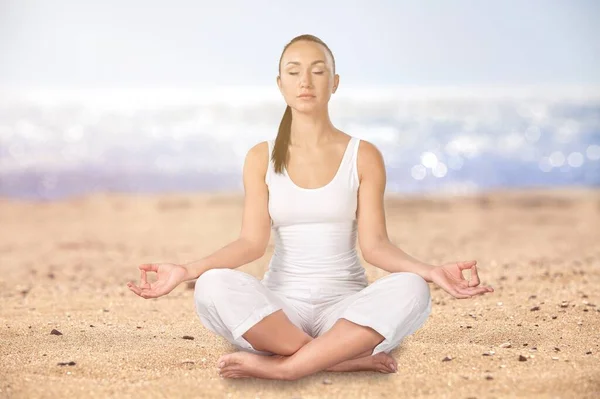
[127,263,165,298]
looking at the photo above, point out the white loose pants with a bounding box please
[193,268,432,356]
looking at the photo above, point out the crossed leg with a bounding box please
[195,270,430,380]
[194,269,398,378]
[218,272,433,380]
[237,309,397,376]
[220,315,393,380]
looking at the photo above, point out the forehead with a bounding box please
[281,41,332,66]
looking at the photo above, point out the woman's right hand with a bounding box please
[127,263,189,299]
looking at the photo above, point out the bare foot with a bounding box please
[217,351,397,379]
[326,352,397,373]
[217,352,288,380]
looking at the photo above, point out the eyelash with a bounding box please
[289,72,324,75]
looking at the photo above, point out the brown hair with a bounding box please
[272,34,336,174]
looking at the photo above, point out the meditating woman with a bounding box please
[127,34,494,381]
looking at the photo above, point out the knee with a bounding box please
[196,268,233,286]
[195,268,231,290]
[388,272,431,311]
[194,268,234,307]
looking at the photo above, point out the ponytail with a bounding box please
[272,105,292,174]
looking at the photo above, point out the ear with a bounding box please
[276,75,283,93]
[332,74,340,93]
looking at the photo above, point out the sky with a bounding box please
[0,0,599,90]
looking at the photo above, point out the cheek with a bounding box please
[317,81,333,96]
[279,77,296,93]
[316,77,333,90]
[280,87,296,103]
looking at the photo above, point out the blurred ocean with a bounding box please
[1,86,599,201]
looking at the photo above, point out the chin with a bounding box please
[293,102,324,114]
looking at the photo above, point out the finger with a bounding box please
[127,282,143,297]
[457,286,489,296]
[457,260,477,270]
[139,264,159,273]
[456,285,479,294]
[140,290,154,299]
[140,288,163,299]
[450,288,471,299]
[469,264,481,287]
[140,269,150,288]
[127,281,157,299]
[474,285,492,295]
[478,284,494,293]
[455,279,471,289]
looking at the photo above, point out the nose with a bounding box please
[299,70,313,88]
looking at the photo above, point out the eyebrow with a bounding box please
[285,60,326,67]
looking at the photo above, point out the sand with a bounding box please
[0,188,599,398]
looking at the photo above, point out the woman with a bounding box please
[127,34,494,381]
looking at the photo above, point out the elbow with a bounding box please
[253,245,267,259]
[248,243,266,260]
[248,240,267,260]
[362,251,375,265]
[361,238,389,264]
[238,237,267,260]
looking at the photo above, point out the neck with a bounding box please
[289,107,336,148]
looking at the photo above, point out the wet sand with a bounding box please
[1,188,599,398]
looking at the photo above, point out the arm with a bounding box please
[182,141,272,280]
[356,141,436,283]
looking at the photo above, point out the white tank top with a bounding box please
[261,136,369,296]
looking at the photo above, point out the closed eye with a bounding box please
[288,72,324,75]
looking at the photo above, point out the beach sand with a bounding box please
[1,188,599,398]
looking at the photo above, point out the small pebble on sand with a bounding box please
[57,361,76,366]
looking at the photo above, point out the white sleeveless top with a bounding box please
[261,136,369,296]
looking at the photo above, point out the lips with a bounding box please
[298,94,315,98]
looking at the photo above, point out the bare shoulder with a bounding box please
[244,141,270,177]
[357,139,383,159]
[356,139,386,182]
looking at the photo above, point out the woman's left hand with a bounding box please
[429,260,494,299]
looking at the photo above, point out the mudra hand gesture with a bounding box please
[127,263,188,299]
[430,260,494,299]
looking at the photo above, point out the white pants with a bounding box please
[193,268,432,356]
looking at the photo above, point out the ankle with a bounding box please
[281,363,299,381]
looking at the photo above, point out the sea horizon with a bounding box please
[1,84,599,201]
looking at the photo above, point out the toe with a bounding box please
[374,353,397,373]
[217,353,238,368]
[383,354,397,372]
[221,370,234,378]
[374,360,391,373]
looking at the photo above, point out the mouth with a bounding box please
[298,94,315,98]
